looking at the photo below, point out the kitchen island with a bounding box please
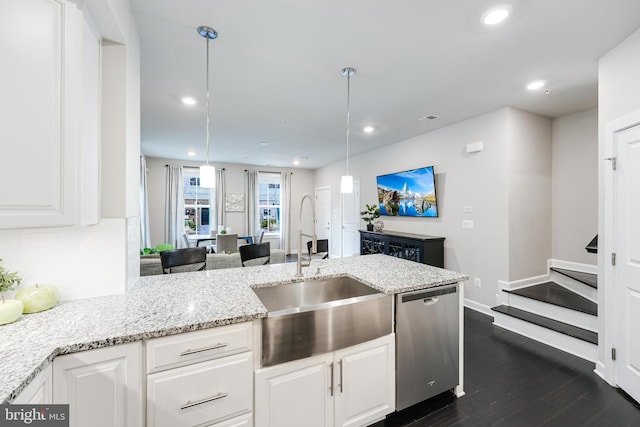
[1,254,467,414]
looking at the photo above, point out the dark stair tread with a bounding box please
[504,281,598,316]
[550,267,598,289]
[491,305,598,345]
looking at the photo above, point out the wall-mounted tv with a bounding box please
[376,166,438,217]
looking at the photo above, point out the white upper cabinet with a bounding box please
[0,0,100,228]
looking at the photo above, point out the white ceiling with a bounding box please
[132,0,640,169]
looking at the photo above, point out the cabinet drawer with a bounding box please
[147,352,252,427]
[146,322,252,373]
[213,412,252,426]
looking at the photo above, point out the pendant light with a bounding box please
[340,67,356,194]
[197,25,218,188]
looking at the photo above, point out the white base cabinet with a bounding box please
[13,365,53,404]
[255,334,395,427]
[53,342,143,427]
[146,322,254,427]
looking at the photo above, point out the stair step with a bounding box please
[550,267,598,289]
[491,305,598,345]
[504,281,598,316]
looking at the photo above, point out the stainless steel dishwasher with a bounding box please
[395,284,459,410]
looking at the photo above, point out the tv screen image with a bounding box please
[376,166,438,217]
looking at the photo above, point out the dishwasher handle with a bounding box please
[400,285,457,303]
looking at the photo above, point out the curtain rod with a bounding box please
[244,169,293,174]
[165,165,225,170]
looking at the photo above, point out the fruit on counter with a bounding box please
[0,298,23,325]
[16,284,58,314]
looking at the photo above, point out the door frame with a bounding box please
[315,185,332,254]
[600,109,640,384]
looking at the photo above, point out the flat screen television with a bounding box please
[376,166,438,217]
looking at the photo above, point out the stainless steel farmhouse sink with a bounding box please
[253,276,393,367]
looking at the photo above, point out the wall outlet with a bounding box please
[463,206,473,213]
[462,220,474,229]
[474,277,482,288]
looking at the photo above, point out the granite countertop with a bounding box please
[1,254,467,403]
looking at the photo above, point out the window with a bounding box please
[183,169,212,234]
[258,172,281,235]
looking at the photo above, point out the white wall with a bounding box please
[597,27,640,382]
[552,108,598,265]
[316,108,515,309]
[144,156,315,253]
[507,109,552,280]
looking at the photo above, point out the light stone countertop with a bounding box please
[1,254,467,403]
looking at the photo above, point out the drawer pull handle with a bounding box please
[179,342,227,357]
[180,392,228,410]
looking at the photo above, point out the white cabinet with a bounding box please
[53,342,143,427]
[0,0,100,228]
[146,323,254,427]
[255,334,395,427]
[13,365,53,404]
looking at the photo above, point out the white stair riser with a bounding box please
[549,272,597,302]
[504,292,598,332]
[492,312,597,363]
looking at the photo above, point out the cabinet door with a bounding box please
[333,334,395,427]
[0,0,80,228]
[53,342,143,427]
[13,365,53,404]
[255,353,333,427]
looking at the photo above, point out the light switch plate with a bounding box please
[462,220,474,229]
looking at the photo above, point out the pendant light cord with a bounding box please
[346,71,351,175]
[205,36,211,166]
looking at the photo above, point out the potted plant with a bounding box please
[0,259,23,325]
[360,204,381,231]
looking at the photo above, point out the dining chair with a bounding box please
[239,242,270,266]
[257,231,265,243]
[182,233,191,248]
[307,239,329,259]
[215,233,238,253]
[160,247,207,274]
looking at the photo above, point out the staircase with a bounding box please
[492,260,598,362]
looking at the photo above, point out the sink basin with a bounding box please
[253,276,382,315]
[253,276,392,367]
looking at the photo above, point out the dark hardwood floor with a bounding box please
[372,308,640,427]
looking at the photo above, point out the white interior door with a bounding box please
[341,180,360,258]
[614,122,640,402]
[315,186,332,241]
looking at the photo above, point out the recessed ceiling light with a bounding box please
[482,5,512,25]
[259,141,268,146]
[526,80,546,91]
[187,151,195,156]
[182,96,197,106]
[363,126,374,133]
[293,159,300,165]
[418,114,440,121]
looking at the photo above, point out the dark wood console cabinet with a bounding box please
[359,230,445,268]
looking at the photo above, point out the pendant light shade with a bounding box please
[340,67,356,194]
[198,25,218,188]
[341,175,353,194]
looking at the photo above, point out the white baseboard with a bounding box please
[548,259,598,275]
[463,299,494,317]
[493,312,597,363]
[499,274,550,291]
[549,269,598,302]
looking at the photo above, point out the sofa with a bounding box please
[140,248,286,276]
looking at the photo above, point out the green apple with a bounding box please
[15,284,58,314]
[0,299,23,325]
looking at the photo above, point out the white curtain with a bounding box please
[246,170,259,236]
[216,168,226,230]
[164,165,184,248]
[280,172,292,253]
[139,155,151,249]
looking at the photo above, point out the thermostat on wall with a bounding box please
[466,141,484,153]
